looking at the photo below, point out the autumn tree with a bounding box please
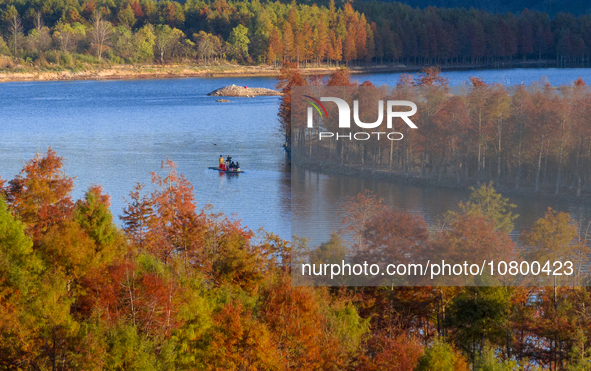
[467,77,492,184]
[5,6,23,56]
[121,183,154,251]
[341,190,385,251]
[359,208,429,268]
[147,159,204,265]
[74,185,125,263]
[446,287,513,364]
[0,197,42,366]
[227,24,249,61]
[7,148,74,240]
[511,84,534,190]
[89,10,111,61]
[416,341,469,371]
[357,331,424,371]
[415,67,449,177]
[451,182,518,234]
[521,208,585,285]
[153,24,178,63]
[194,31,221,63]
[202,302,283,369]
[277,61,307,155]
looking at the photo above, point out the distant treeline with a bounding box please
[0,0,591,67]
[282,65,591,196]
[357,0,591,18]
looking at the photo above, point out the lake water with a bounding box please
[2,68,591,246]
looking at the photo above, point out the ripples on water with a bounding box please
[2,68,591,245]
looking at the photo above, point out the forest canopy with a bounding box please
[1,149,591,369]
[0,0,590,67]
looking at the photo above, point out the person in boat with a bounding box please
[219,155,226,171]
[225,155,232,170]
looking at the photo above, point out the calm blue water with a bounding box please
[355,67,591,86]
[2,68,591,242]
[0,77,290,236]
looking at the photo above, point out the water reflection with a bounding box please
[291,165,591,246]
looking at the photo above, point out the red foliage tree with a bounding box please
[7,148,74,240]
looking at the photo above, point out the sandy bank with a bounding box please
[0,63,407,83]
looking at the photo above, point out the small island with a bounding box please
[207,84,281,97]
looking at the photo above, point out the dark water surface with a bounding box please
[2,68,591,244]
[291,166,591,246]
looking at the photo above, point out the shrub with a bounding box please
[416,341,469,371]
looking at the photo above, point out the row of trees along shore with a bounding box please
[281,63,591,196]
[1,149,591,369]
[1,0,591,67]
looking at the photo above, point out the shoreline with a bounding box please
[0,60,588,83]
[0,64,377,83]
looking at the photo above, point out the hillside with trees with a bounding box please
[0,0,591,70]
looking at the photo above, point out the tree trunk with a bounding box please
[438,137,447,181]
[477,110,482,185]
[421,116,429,178]
[577,138,584,196]
[497,118,502,185]
[535,134,544,192]
[555,116,566,195]
[516,122,523,190]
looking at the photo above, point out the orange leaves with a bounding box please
[148,159,203,264]
[435,213,517,265]
[416,67,449,87]
[277,61,307,146]
[7,148,74,240]
[78,257,181,336]
[205,302,283,371]
[360,207,430,264]
[208,219,261,289]
[520,208,584,267]
[326,67,356,86]
[341,190,386,247]
[469,76,488,87]
[574,77,586,87]
[268,28,282,63]
[121,182,154,250]
[122,159,206,265]
[120,158,271,293]
[260,279,345,370]
[356,331,424,371]
[38,221,96,281]
[129,0,144,18]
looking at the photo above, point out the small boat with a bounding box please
[208,167,244,174]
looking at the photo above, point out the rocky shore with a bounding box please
[207,84,281,97]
